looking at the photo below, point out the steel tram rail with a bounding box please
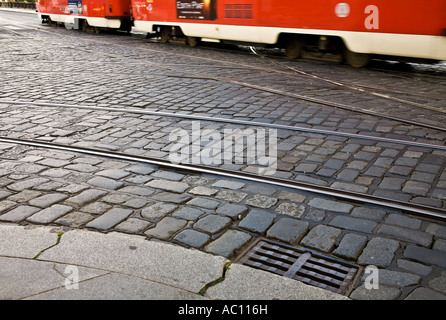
[248,46,446,113]
[0,136,445,221]
[6,62,446,132]
[1,99,445,150]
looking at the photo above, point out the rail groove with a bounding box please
[1,99,445,150]
[0,136,445,221]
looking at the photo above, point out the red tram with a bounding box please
[37,0,446,67]
[37,0,133,32]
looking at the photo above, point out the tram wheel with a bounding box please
[160,27,171,43]
[81,20,88,32]
[186,36,200,47]
[284,38,303,59]
[343,47,370,68]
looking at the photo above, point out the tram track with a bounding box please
[248,47,446,114]
[86,41,446,117]
[0,15,446,219]
[1,99,445,217]
[3,18,445,131]
[3,59,446,133]
[0,135,445,221]
[4,58,445,115]
[138,37,446,114]
[1,99,446,149]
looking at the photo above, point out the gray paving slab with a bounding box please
[308,197,353,213]
[0,205,41,222]
[0,224,357,300]
[329,215,377,233]
[405,288,446,300]
[0,224,58,258]
[174,229,211,248]
[38,227,228,293]
[238,209,275,233]
[358,237,400,267]
[0,257,66,300]
[300,225,342,252]
[404,245,446,269]
[194,214,231,234]
[205,263,348,300]
[0,256,108,300]
[333,233,367,260]
[204,229,252,258]
[65,189,108,206]
[85,207,133,230]
[378,224,432,247]
[26,204,73,224]
[350,284,401,300]
[27,273,207,300]
[266,217,309,244]
[146,179,190,193]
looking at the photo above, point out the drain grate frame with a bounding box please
[235,238,361,295]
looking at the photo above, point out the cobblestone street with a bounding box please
[1,9,446,300]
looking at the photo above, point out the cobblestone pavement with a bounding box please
[1,10,446,300]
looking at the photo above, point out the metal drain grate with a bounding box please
[235,238,361,295]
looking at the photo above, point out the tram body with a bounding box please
[131,0,446,65]
[37,0,133,31]
[37,0,446,66]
